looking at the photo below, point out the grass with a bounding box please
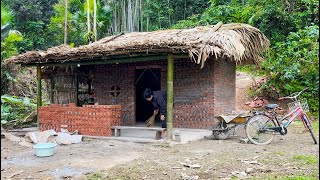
[86,172,105,180]
[311,120,319,133]
[272,151,286,156]
[292,155,319,165]
[290,119,319,133]
[255,175,320,180]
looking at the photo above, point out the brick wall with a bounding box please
[93,64,135,126]
[212,58,236,116]
[38,104,121,136]
[90,57,236,129]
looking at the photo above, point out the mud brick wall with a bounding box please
[38,104,121,136]
[78,57,235,129]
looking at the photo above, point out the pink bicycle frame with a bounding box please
[281,105,311,129]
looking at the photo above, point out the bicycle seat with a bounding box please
[265,104,279,109]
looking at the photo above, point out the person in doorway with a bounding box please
[143,88,167,139]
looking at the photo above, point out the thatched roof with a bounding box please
[5,22,269,68]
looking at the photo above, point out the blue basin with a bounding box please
[33,143,57,157]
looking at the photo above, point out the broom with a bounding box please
[145,109,159,127]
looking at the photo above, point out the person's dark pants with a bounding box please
[160,119,167,129]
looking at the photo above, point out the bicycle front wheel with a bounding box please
[245,114,276,145]
[302,114,318,144]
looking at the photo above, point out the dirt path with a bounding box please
[1,72,319,180]
[85,128,319,180]
[235,71,255,111]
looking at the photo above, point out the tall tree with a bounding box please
[93,0,97,41]
[87,0,91,36]
[64,0,68,44]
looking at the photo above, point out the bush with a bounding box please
[261,25,319,112]
[1,94,36,127]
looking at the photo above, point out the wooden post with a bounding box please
[75,75,78,106]
[37,65,42,127]
[167,53,174,140]
[50,77,54,103]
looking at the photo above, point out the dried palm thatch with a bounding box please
[5,22,269,68]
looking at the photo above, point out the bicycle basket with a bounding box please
[287,99,309,112]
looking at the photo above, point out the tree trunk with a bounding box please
[168,0,171,27]
[158,10,161,29]
[93,0,97,41]
[184,0,186,19]
[140,0,143,31]
[87,0,91,33]
[146,16,149,32]
[127,0,133,32]
[114,4,117,34]
[133,0,139,31]
[122,0,126,32]
[64,0,68,44]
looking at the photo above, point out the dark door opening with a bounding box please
[135,68,161,123]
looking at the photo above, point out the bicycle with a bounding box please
[245,88,318,145]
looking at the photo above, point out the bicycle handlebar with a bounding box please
[278,88,308,100]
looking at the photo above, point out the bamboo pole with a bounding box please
[167,53,174,141]
[37,65,42,127]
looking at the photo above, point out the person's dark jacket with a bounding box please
[152,90,167,116]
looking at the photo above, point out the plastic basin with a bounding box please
[33,143,57,157]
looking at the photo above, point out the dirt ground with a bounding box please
[1,72,319,180]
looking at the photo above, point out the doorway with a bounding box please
[135,68,161,123]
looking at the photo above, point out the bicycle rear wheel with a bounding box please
[245,114,276,145]
[302,114,318,144]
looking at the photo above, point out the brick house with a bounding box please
[6,22,269,137]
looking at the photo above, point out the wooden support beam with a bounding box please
[21,53,189,67]
[36,65,42,127]
[75,75,78,106]
[167,53,174,141]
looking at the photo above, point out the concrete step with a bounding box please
[83,135,165,143]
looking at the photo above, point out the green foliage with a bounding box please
[1,31,23,59]
[3,0,58,50]
[1,32,21,89]
[84,31,95,43]
[141,0,208,31]
[1,2,11,26]
[1,94,36,125]
[261,25,319,112]
[1,31,23,94]
[173,0,319,44]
